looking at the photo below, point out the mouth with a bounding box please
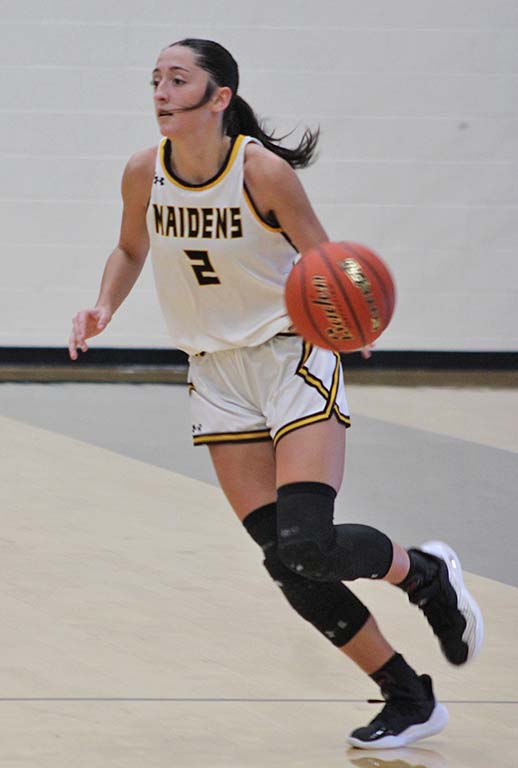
[158,110,174,117]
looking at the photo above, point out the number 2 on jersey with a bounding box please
[185,250,221,285]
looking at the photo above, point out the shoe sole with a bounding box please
[421,540,484,664]
[347,702,449,750]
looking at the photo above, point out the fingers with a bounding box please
[69,315,89,360]
[69,306,112,359]
[360,343,376,360]
[68,336,77,360]
[68,309,97,361]
[68,334,88,361]
[74,313,90,350]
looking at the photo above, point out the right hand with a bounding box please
[69,306,112,360]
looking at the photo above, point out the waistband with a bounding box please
[193,332,298,358]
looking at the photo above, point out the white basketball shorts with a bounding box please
[187,334,350,447]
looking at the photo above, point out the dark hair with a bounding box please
[169,38,319,169]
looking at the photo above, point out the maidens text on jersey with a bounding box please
[152,205,243,239]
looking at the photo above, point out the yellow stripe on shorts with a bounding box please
[193,429,271,446]
[273,343,349,445]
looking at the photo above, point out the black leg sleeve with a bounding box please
[243,503,371,647]
[277,482,394,582]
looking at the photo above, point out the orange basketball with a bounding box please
[285,241,396,353]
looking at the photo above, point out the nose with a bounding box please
[154,80,168,102]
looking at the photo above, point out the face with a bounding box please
[151,46,229,137]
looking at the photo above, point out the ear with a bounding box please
[211,86,233,114]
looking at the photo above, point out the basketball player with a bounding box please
[69,39,483,750]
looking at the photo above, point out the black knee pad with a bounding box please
[277,482,337,580]
[242,501,278,554]
[277,482,393,581]
[243,503,370,646]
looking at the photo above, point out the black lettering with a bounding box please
[187,208,200,238]
[201,208,214,238]
[153,204,164,235]
[215,208,228,238]
[165,206,177,237]
[230,207,243,238]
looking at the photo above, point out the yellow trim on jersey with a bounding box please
[193,429,271,446]
[160,135,245,191]
[272,343,350,445]
[243,186,282,233]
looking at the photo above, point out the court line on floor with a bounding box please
[1,698,517,704]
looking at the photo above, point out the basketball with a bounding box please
[285,241,396,353]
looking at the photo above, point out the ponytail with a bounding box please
[170,38,320,170]
[226,95,319,170]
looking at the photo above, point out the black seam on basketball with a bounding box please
[298,256,337,350]
[341,242,393,323]
[315,244,366,348]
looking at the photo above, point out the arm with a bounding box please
[69,147,155,360]
[243,143,328,253]
[244,145,373,358]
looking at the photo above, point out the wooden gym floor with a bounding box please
[0,379,517,767]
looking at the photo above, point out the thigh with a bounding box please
[275,416,346,492]
[209,440,277,521]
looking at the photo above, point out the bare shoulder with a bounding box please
[121,146,157,204]
[124,146,157,184]
[244,141,294,188]
[243,140,326,252]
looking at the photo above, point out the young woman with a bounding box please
[69,39,483,750]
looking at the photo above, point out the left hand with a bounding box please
[360,344,375,360]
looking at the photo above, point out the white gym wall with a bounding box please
[1,1,517,350]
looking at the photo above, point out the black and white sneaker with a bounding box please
[406,541,484,665]
[347,674,448,750]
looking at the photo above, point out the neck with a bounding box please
[168,129,232,185]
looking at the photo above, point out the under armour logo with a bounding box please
[192,423,203,434]
[154,175,165,185]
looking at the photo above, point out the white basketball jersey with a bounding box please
[147,135,297,355]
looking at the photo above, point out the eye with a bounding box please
[150,75,187,89]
